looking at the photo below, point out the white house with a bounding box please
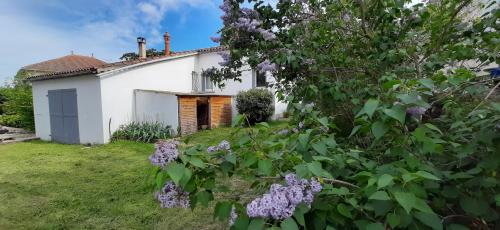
[27,33,287,144]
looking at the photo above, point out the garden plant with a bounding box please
[149,0,500,229]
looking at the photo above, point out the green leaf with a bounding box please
[415,171,440,181]
[337,203,352,218]
[424,123,443,135]
[178,167,192,187]
[383,106,406,124]
[318,117,329,127]
[387,213,400,228]
[248,218,265,230]
[258,159,273,176]
[155,171,168,189]
[294,164,310,178]
[189,157,206,168]
[377,174,394,189]
[414,211,443,230]
[293,203,308,226]
[225,153,237,165]
[281,218,299,230]
[195,191,213,207]
[460,197,489,216]
[298,133,309,147]
[214,201,232,221]
[366,223,385,230]
[242,153,258,167]
[419,78,435,89]
[371,121,388,140]
[447,224,470,230]
[495,194,500,206]
[349,125,362,137]
[233,215,250,230]
[312,141,327,155]
[414,198,435,214]
[394,192,416,213]
[165,162,186,186]
[307,161,331,178]
[369,191,391,200]
[363,99,379,118]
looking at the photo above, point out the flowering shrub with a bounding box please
[148,0,500,229]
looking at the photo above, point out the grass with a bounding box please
[0,121,287,229]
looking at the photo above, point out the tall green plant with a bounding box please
[0,77,34,130]
[112,122,173,143]
[148,0,500,229]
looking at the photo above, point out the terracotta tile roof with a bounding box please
[27,46,227,81]
[22,54,107,73]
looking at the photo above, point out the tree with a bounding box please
[149,0,500,229]
[0,70,34,130]
[120,48,166,61]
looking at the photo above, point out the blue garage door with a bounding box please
[48,89,80,144]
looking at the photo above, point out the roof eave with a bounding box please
[96,53,198,78]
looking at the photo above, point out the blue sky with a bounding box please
[0,0,224,83]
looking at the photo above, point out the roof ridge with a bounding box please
[27,46,228,81]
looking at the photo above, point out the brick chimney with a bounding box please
[137,37,146,59]
[164,32,171,56]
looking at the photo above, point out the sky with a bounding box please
[0,0,224,83]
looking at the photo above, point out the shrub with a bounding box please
[148,0,500,229]
[112,122,172,143]
[0,85,34,130]
[0,114,22,127]
[236,88,274,125]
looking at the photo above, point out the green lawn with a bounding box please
[0,122,287,230]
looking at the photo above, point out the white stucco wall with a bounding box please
[196,52,255,95]
[134,90,179,133]
[99,55,196,142]
[196,52,288,118]
[31,75,105,144]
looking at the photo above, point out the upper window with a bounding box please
[255,71,268,87]
[202,73,213,91]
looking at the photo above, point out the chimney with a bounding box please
[137,37,146,59]
[164,32,171,56]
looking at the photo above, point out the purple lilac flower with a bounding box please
[310,179,322,193]
[304,58,315,65]
[257,59,277,73]
[207,146,219,153]
[149,139,180,167]
[218,140,231,150]
[207,140,232,153]
[406,106,427,118]
[258,28,276,41]
[234,17,262,32]
[285,173,298,185]
[298,121,304,129]
[210,36,221,43]
[246,174,322,220]
[276,129,289,135]
[229,206,238,226]
[219,52,231,66]
[496,123,500,131]
[156,181,190,208]
[286,185,304,205]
